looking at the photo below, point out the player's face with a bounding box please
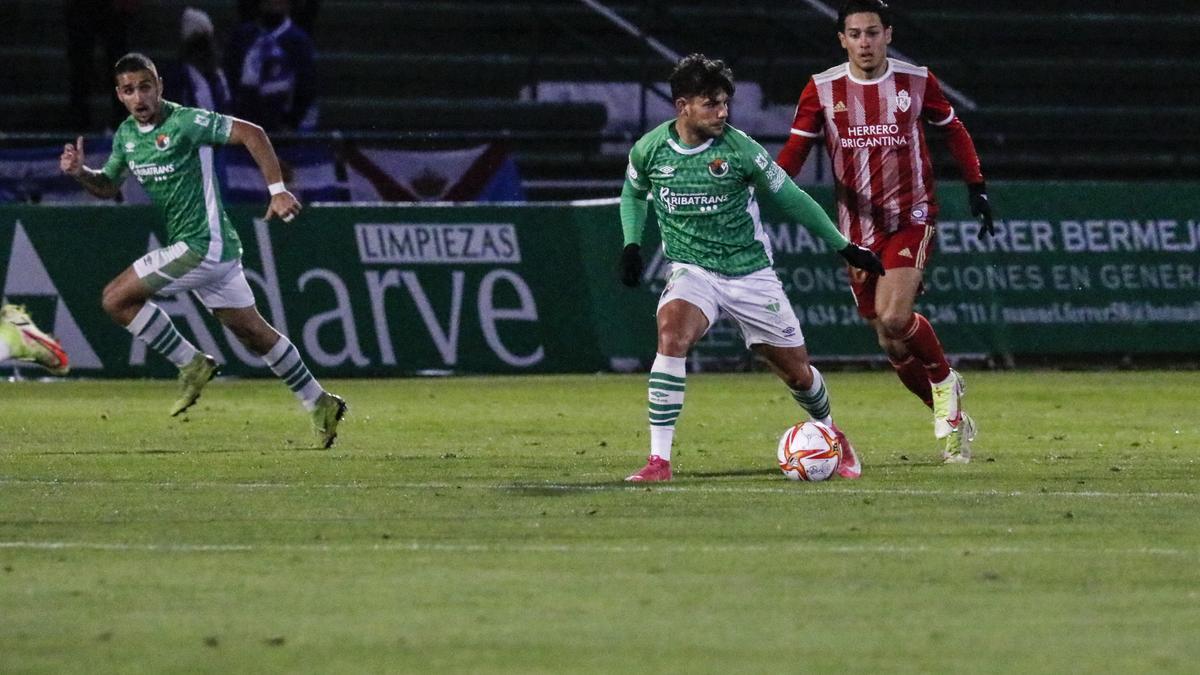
[114,70,163,125]
[839,12,892,78]
[677,91,730,140]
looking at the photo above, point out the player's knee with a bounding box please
[656,330,692,357]
[100,285,131,321]
[877,311,912,340]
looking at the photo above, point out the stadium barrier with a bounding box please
[2,182,1197,377]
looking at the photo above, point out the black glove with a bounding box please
[838,243,885,276]
[619,243,643,287]
[968,182,994,238]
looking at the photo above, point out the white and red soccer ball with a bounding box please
[777,421,841,481]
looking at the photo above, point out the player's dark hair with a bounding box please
[669,53,735,101]
[838,0,892,32]
[113,52,158,79]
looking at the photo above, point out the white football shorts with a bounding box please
[657,261,805,348]
[133,241,256,309]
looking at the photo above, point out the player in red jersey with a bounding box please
[776,0,994,463]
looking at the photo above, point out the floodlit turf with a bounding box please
[1,371,1198,673]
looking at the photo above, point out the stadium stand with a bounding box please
[1,1,1195,199]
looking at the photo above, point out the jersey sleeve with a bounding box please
[178,107,235,146]
[619,142,651,246]
[921,71,956,127]
[100,133,128,184]
[735,131,848,251]
[776,79,823,176]
[922,71,985,183]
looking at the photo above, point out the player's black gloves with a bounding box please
[620,243,643,287]
[968,182,994,238]
[838,243,885,276]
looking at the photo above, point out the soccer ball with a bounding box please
[777,421,841,481]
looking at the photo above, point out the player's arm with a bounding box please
[226,118,301,222]
[776,79,823,177]
[617,148,651,287]
[59,136,121,200]
[923,73,993,237]
[740,139,883,275]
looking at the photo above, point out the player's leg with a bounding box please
[107,245,217,415]
[754,344,860,479]
[625,297,708,482]
[849,265,933,408]
[874,264,973,462]
[201,260,346,448]
[0,304,70,375]
[723,266,860,478]
[212,306,346,448]
[626,264,718,482]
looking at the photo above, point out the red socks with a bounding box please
[889,354,933,409]
[898,313,951,384]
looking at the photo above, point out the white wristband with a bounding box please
[268,181,287,196]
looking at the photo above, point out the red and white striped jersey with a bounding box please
[786,58,961,246]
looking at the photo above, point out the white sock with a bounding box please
[648,353,687,461]
[262,336,325,410]
[126,303,199,367]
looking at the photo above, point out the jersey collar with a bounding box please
[845,58,893,85]
[666,123,715,155]
[135,101,176,133]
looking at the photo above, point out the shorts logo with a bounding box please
[898,247,913,259]
[912,208,925,219]
[155,134,171,151]
[782,326,796,336]
[894,90,911,113]
[707,158,730,178]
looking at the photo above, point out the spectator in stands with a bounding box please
[225,0,318,132]
[238,0,320,37]
[65,0,140,131]
[164,7,232,113]
[776,0,995,464]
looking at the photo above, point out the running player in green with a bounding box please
[58,52,346,448]
[620,54,883,482]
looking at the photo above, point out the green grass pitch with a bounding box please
[1,371,1198,673]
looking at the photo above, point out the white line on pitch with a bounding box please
[0,477,1196,500]
[0,540,1194,557]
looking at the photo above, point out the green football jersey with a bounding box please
[102,101,242,262]
[621,120,847,277]
[624,121,784,275]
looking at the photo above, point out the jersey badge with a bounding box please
[894,90,911,113]
[707,158,730,178]
[898,247,913,259]
[833,101,848,114]
[155,134,171,151]
[649,165,676,179]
